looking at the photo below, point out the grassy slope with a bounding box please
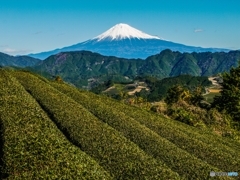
[0,69,111,179]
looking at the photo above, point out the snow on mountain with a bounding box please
[28,23,230,60]
[93,23,161,41]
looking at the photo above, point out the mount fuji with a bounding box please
[29,23,229,60]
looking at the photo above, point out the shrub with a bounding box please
[213,63,240,122]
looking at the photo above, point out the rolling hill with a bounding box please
[0,52,40,67]
[32,49,240,88]
[0,68,239,179]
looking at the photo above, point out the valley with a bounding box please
[30,50,240,89]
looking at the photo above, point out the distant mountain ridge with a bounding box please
[29,23,229,60]
[33,50,240,88]
[0,52,40,67]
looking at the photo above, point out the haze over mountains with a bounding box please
[29,23,229,60]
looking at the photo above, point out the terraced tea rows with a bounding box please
[0,70,111,179]
[13,71,180,179]
[51,82,224,179]
[1,69,238,179]
[73,87,240,173]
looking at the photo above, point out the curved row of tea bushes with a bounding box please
[79,89,240,173]
[0,69,111,179]
[13,71,180,180]
[51,82,227,180]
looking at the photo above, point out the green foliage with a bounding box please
[213,63,240,122]
[165,85,204,106]
[166,100,234,135]
[167,104,196,126]
[136,75,210,102]
[190,86,205,106]
[135,88,149,99]
[165,85,191,105]
[100,75,211,102]
[0,69,111,179]
[13,71,179,179]
[164,84,238,140]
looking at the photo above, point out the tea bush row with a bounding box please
[0,69,111,179]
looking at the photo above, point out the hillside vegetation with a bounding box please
[0,52,40,67]
[0,69,239,179]
[93,75,211,102]
[32,50,240,88]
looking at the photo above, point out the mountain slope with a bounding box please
[0,52,40,67]
[33,50,240,88]
[29,23,229,60]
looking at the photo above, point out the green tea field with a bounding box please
[0,69,239,179]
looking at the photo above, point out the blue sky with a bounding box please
[1,0,239,55]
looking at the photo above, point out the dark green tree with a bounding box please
[135,88,149,99]
[190,86,204,106]
[165,85,191,105]
[55,76,63,83]
[213,63,240,122]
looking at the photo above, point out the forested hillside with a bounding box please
[94,75,212,102]
[0,52,40,67]
[0,68,239,179]
[32,50,240,88]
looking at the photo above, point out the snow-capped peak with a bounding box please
[93,23,161,41]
